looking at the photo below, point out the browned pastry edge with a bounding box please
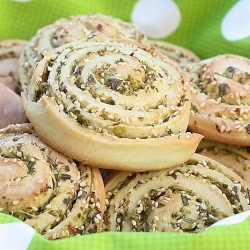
[22,94,203,171]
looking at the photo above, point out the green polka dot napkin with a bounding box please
[1,0,250,249]
[1,212,250,250]
[1,0,250,59]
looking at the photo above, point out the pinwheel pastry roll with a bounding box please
[0,82,27,128]
[197,139,250,187]
[19,13,147,90]
[103,153,250,233]
[22,39,203,172]
[187,54,250,146]
[148,39,200,71]
[0,123,105,240]
[0,39,27,94]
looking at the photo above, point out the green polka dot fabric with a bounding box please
[1,0,250,59]
[1,0,250,249]
[1,212,250,250]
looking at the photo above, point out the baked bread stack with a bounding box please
[0,12,250,238]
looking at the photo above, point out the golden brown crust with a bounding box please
[0,82,27,128]
[188,54,250,146]
[19,13,147,90]
[22,39,203,171]
[0,123,105,240]
[104,153,250,233]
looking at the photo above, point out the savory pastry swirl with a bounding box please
[188,54,250,146]
[0,123,105,240]
[148,39,200,71]
[0,82,27,128]
[22,39,202,171]
[103,153,250,233]
[0,39,27,94]
[19,13,147,90]
[197,139,250,187]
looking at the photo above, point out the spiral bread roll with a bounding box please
[0,39,27,94]
[0,123,105,240]
[148,39,200,71]
[21,39,203,171]
[188,54,250,146]
[197,139,250,187]
[0,82,27,128]
[19,13,147,91]
[104,153,250,233]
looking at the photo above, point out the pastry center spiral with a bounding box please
[29,40,189,139]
